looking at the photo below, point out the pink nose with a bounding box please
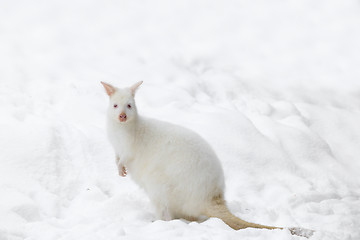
[119,112,127,122]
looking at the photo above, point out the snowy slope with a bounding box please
[1,0,360,239]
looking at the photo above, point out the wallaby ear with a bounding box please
[101,82,116,96]
[130,81,143,96]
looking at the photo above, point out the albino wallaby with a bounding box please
[101,81,313,238]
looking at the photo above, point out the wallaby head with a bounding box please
[101,81,143,124]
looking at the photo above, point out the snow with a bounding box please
[1,0,360,239]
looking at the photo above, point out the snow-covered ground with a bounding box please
[1,0,360,239]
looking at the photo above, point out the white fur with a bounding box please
[104,82,225,220]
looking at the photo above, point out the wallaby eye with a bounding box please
[113,104,118,108]
[127,104,132,109]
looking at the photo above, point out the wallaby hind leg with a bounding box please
[157,207,172,221]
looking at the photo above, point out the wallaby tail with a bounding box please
[205,196,281,231]
[205,196,314,238]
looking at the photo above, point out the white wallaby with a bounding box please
[101,81,313,238]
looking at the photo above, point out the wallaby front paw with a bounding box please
[119,166,127,177]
